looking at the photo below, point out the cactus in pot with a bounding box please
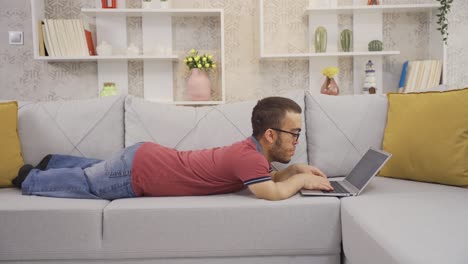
[314,26,327,53]
[340,29,352,52]
[368,40,383,51]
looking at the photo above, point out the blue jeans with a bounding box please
[22,143,142,200]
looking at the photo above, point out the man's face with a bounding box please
[270,111,302,163]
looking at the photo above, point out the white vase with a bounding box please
[160,0,170,9]
[142,1,152,9]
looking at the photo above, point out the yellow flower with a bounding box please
[190,49,196,54]
[188,58,193,62]
[212,64,216,69]
[205,63,210,68]
[197,63,202,68]
[195,56,200,61]
[202,57,207,62]
[208,55,212,59]
[322,66,339,78]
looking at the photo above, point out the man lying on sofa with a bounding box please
[12,96,333,201]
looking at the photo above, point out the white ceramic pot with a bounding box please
[142,1,152,9]
[160,0,170,9]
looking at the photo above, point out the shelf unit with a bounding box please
[31,0,225,105]
[259,0,446,94]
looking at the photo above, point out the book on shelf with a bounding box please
[37,18,96,57]
[400,59,442,93]
[37,21,46,56]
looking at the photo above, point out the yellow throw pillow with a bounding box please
[380,88,468,187]
[0,101,24,187]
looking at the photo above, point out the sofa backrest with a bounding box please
[124,90,308,171]
[18,95,125,165]
[305,92,389,177]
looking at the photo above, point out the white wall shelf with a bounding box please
[259,0,446,95]
[81,8,223,17]
[305,4,440,14]
[261,51,400,59]
[31,0,225,105]
[35,55,178,61]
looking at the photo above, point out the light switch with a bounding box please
[9,31,23,45]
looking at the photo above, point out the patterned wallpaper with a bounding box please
[0,0,467,102]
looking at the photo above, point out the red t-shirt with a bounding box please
[131,137,272,196]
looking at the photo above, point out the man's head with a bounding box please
[251,97,302,163]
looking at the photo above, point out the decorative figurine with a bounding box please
[314,26,327,53]
[142,0,153,9]
[363,60,377,94]
[100,82,118,97]
[368,40,383,51]
[340,29,352,52]
[96,41,112,56]
[127,43,140,56]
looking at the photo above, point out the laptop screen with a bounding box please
[345,149,390,190]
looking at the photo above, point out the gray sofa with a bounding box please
[0,91,466,264]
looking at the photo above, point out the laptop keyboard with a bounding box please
[324,181,349,193]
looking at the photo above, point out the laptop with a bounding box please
[300,148,391,197]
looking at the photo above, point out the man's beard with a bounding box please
[271,137,292,164]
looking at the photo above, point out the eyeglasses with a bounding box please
[271,128,300,142]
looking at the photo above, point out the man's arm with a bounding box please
[248,173,333,201]
[271,164,327,182]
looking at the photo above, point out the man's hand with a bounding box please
[248,173,333,201]
[292,164,327,178]
[301,173,333,191]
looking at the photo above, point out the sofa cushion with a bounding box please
[18,95,125,165]
[0,188,109,260]
[0,101,24,187]
[380,88,468,188]
[125,90,307,170]
[305,92,388,177]
[341,177,468,264]
[102,192,341,259]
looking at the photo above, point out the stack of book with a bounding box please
[399,60,442,93]
[37,19,96,57]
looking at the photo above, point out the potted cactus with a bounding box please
[340,29,352,52]
[368,40,383,52]
[314,26,327,53]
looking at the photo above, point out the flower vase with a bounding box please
[320,77,339,96]
[186,69,212,101]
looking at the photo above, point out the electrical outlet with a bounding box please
[9,31,23,45]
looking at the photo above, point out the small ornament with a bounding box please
[363,60,377,94]
[314,26,327,53]
[127,43,140,56]
[101,0,117,8]
[100,82,118,97]
[367,0,380,5]
[340,29,352,52]
[368,40,383,51]
[96,41,112,56]
[142,0,153,9]
[160,0,170,9]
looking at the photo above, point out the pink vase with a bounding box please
[186,68,212,101]
[320,77,339,96]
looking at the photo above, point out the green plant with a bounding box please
[184,49,216,71]
[436,0,453,45]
